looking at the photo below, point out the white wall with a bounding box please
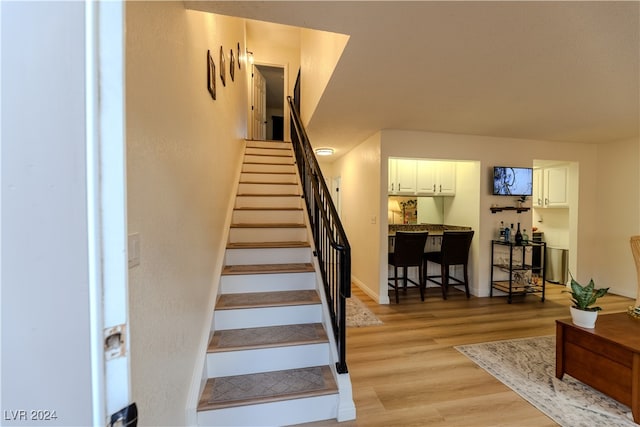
[595,137,640,297]
[299,28,349,126]
[533,208,570,249]
[1,2,94,425]
[331,133,382,301]
[443,161,481,288]
[126,3,247,425]
[247,25,300,142]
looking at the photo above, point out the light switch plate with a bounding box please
[128,233,140,268]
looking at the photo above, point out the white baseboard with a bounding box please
[351,276,388,304]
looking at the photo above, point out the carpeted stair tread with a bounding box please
[197,366,337,411]
[226,241,310,249]
[208,323,328,352]
[222,262,314,275]
[216,290,320,310]
[230,222,306,228]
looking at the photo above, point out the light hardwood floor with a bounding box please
[299,282,634,426]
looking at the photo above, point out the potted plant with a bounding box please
[565,273,609,328]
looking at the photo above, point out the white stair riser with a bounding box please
[214,305,322,330]
[238,183,299,195]
[225,247,311,265]
[232,209,304,224]
[229,227,307,243]
[207,344,330,377]
[242,163,296,174]
[245,147,293,157]
[197,394,338,427]
[244,155,293,165]
[240,172,297,183]
[220,272,316,294]
[235,195,302,209]
[246,141,292,149]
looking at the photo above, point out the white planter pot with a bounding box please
[570,306,598,328]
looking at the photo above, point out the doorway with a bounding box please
[332,176,342,218]
[252,64,285,141]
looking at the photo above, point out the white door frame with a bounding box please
[86,1,130,424]
[251,60,289,142]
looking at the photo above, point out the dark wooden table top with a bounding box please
[557,311,640,352]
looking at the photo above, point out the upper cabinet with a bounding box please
[388,158,417,194]
[533,168,543,207]
[416,160,456,196]
[533,165,568,208]
[389,158,456,196]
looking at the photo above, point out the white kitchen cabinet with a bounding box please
[416,160,456,196]
[425,235,442,251]
[388,158,397,193]
[437,162,456,195]
[533,166,568,208]
[388,158,417,194]
[416,160,437,194]
[544,167,568,207]
[533,168,543,207]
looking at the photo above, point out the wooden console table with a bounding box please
[556,312,640,423]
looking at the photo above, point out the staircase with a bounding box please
[197,140,350,426]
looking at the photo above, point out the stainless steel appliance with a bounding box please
[546,247,568,284]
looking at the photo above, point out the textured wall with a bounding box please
[331,133,383,301]
[595,137,640,297]
[126,3,247,424]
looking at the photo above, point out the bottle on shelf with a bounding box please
[510,223,515,243]
[504,226,510,242]
[515,222,523,245]
[498,221,504,240]
[522,229,529,244]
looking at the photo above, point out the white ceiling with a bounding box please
[187,1,640,156]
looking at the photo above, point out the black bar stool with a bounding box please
[388,231,429,303]
[423,230,474,299]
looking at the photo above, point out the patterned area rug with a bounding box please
[346,296,383,327]
[456,336,636,427]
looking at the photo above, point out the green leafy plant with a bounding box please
[564,273,609,312]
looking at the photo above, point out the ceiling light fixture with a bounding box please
[315,148,335,156]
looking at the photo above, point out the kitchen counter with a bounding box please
[388,224,472,236]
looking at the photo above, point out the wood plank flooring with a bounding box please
[297,283,634,426]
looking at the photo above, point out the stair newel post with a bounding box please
[336,245,350,374]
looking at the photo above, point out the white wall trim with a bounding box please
[85,1,107,424]
[88,0,129,420]
[185,141,246,426]
[352,276,386,304]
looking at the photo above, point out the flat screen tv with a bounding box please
[493,166,533,196]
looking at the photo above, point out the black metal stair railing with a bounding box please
[287,95,351,374]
